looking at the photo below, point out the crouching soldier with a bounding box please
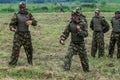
[60,11,89,72]
[9,1,37,66]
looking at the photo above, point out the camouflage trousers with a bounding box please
[91,31,104,58]
[64,42,89,72]
[108,32,120,58]
[9,32,33,66]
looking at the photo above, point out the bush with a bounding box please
[40,6,49,11]
[31,6,49,12]
[1,8,15,12]
[81,3,96,8]
[64,6,70,11]
[53,6,60,12]
[53,6,69,12]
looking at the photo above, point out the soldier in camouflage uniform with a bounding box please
[108,11,120,58]
[69,7,87,25]
[60,11,89,72]
[90,9,109,58]
[75,7,87,23]
[9,1,37,66]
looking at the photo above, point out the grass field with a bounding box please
[0,12,120,80]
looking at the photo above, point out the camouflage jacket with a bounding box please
[79,14,87,23]
[111,17,120,32]
[90,16,107,32]
[9,11,37,31]
[60,20,88,43]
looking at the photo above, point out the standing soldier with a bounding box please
[60,11,89,72]
[108,11,120,58]
[9,1,37,66]
[90,9,109,58]
[59,3,64,12]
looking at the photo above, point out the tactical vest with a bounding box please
[16,13,30,32]
[111,17,120,32]
[69,21,84,43]
[92,16,103,31]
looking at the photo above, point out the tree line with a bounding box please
[0,0,120,3]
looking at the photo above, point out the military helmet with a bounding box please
[76,7,82,11]
[71,10,79,16]
[115,10,120,14]
[19,1,26,9]
[95,8,100,13]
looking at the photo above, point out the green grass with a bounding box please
[0,12,120,80]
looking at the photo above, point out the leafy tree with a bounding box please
[80,0,97,3]
[51,0,57,5]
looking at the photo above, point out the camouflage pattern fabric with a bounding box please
[91,31,104,58]
[64,42,89,72]
[79,14,87,24]
[9,12,37,31]
[60,17,89,72]
[9,32,33,65]
[108,32,120,58]
[9,10,37,66]
[75,7,87,24]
